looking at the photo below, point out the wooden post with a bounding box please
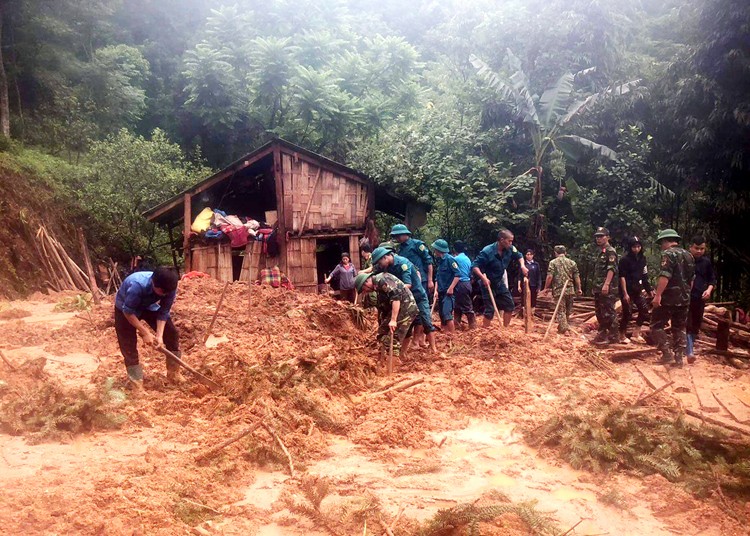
[298,166,323,234]
[523,277,532,333]
[204,281,230,344]
[183,193,192,272]
[543,280,569,341]
[717,320,730,351]
[387,331,394,376]
[273,146,288,274]
[167,225,180,276]
[77,227,101,304]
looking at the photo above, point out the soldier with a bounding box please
[371,246,437,353]
[686,235,717,363]
[431,239,461,333]
[651,229,695,367]
[355,272,418,360]
[471,229,529,328]
[540,246,582,334]
[452,240,476,329]
[390,224,434,298]
[618,236,654,342]
[591,227,620,344]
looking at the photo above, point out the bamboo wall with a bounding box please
[239,241,279,282]
[285,237,318,291]
[191,244,233,281]
[280,152,370,233]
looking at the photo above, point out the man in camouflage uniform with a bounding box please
[355,272,418,359]
[541,246,582,334]
[591,227,620,343]
[651,229,695,367]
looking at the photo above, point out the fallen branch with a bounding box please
[0,349,17,371]
[195,420,264,462]
[262,422,295,477]
[371,378,424,397]
[634,381,674,406]
[204,281,230,344]
[180,497,222,515]
[684,409,750,436]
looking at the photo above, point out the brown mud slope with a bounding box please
[1,278,749,535]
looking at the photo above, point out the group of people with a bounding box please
[586,226,715,368]
[111,223,716,387]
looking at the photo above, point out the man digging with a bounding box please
[540,245,582,335]
[114,267,183,389]
[355,272,418,364]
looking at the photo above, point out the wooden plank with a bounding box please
[274,147,288,274]
[183,193,192,271]
[298,167,323,233]
[685,409,750,436]
[349,235,360,269]
[691,373,720,413]
[713,392,750,424]
[634,364,666,390]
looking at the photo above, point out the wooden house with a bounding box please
[144,138,426,291]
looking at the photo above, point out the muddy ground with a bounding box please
[1,279,749,535]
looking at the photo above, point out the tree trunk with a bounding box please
[0,6,10,138]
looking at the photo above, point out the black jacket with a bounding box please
[618,253,653,295]
[691,256,716,300]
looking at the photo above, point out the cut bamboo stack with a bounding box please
[33,225,102,298]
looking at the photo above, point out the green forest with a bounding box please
[0,0,748,302]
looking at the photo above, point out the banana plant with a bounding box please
[471,49,640,235]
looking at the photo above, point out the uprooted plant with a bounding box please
[527,399,750,505]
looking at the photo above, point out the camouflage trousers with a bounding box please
[651,305,688,361]
[377,310,418,356]
[594,292,619,339]
[555,294,574,333]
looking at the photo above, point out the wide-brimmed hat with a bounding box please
[431,239,449,253]
[371,246,393,265]
[390,224,412,236]
[656,228,681,242]
[354,272,373,292]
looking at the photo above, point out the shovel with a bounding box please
[156,345,222,391]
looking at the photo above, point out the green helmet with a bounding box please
[378,240,397,252]
[371,246,393,265]
[431,239,449,253]
[354,272,373,292]
[656,228,681,242]
[390,224,412,236]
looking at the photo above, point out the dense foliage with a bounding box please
[0,0,747,301]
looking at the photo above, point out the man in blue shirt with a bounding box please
[390,224,434,298]
[452,241,476,329]
[431,239,461,333]
[472,229,528,328]
[114,267,181,388]
[371,246,437,353]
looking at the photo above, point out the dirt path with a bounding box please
[1,289,748,535]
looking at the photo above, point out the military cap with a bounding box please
[431,239,450,253]
[554,245,566,254]
[390,224,412,236]
[354,272,373,292]
[594,227,609,237]
[656,228,681,242]
[371,246,393,265]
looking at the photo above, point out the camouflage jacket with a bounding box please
[548,256,580,296]
[372,272,418,321]
[659,246,695,307]
[592,244,619,293]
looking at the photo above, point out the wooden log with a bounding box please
[684,409,750,436]
[634,364,666,390]
[77,228,101,304]
[717,320,730,351]
[610,348,659,362]
[634,381,674,406]
[713,392,750,424]
[523,277,532,334]
[195,420,264,462]
[0,349,17,371]
[372,378,424,397]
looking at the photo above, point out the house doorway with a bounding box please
[315,237,351,288]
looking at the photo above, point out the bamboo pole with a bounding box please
[204,281,230,344]
[523,277,532,333]
[77,227,101,304]
[543,280,569,341]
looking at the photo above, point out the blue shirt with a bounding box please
[436,254,461,292]
[376,254,427,300]
[115,271,176,321]
[454,252,472,282]
[472,242,523,281]
[397,238,433,280]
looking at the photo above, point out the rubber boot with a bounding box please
[126,364,144,391]
[686,334,695,364]
[467,313,477,330]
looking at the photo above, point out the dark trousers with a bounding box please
[651,304,688,360]
[620,292,650,334]
[686,298,705,336]
[339,288,356,303]
[594,292,619,338]
[114,307,180,367]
